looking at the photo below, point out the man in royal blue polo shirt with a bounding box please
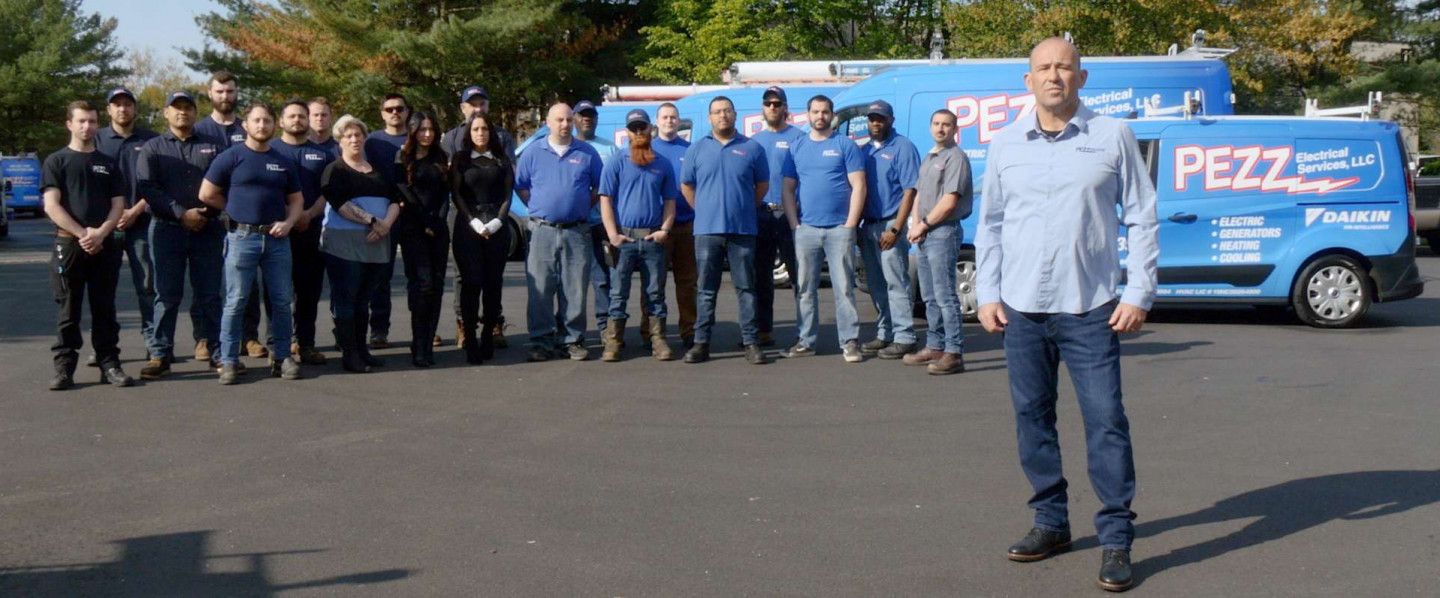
[636,101,698,350]
[199,103,305,385]
[781,94,867,363]
[857,99,921,359]
[95,87,159,363]
[572,100,621,339]
[363,92,411,349]
[679,96,770,365]
[135,91,226,380]
[273,99,333,366]
[750,85,805,349]
[515,103,604,362]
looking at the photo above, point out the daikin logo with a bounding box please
[1305,208,1391,227]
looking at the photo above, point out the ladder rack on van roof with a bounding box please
[1142,89,1205,119]
[1304,92,1383,120]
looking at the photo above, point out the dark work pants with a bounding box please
[122,223,157,351]
[589,224,611,332]
[290,226,325,348]
[453,220,508,331]
[51,236,123,372]
[367,238,398,338]
[325,253,386,333]
[399,226,450,341]
[754,207,798,335]
[1002,300,1136,550]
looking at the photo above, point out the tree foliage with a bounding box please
[0,0,128,153]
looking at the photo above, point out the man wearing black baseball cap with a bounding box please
[95,87,159,365]
[856,99,922,360]
[135,91,228,379]
[751,85,804,349]
[572,99,622,343]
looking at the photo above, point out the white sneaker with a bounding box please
[842,340,864,363]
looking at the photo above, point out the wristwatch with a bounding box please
[887,226,899,235]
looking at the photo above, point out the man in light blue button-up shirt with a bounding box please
[974,37,1158,592]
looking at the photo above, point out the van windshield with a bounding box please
[833,104,870,145]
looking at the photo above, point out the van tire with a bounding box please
[1291,254,1371,328]
[957,249,978,322]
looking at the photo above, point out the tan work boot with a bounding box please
[194,340,211,361]
[245,339,269,358]
[294,343,328,365]
[602,319,625,362]
[455,318,465,349]
[649,318,674,361]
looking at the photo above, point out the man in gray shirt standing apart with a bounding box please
[975,37,1158,593]
[903,109,971,375]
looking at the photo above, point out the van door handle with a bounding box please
[1168,212,1198,223]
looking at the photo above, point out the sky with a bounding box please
[83,0,229,75]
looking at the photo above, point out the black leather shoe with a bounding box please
[49,371,75,391]
[744,344,769,365]
[103,366,136,388]
[1006,527,1071,562]
[1097,549,1133,592]
[683,342,709,363]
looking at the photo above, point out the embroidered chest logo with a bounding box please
[730,149,748,157]
[566,157,583,165]
[265,163,286,172]
[90,165,110,175]
[775,141,790,150]
[822,149,840,158]
[1075,147,1104,153]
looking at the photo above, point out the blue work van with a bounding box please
[1,155,43,215]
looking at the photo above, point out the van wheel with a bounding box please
[1291,255,1371,328]
[956,249,978,322]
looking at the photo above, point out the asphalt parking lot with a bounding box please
[1,215,1437,596]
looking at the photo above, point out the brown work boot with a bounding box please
[649,318,674,361]
[902,347,943,366]
[491,317,509,349]
[245,339,269,358]
[194,340,211,361]
[140,357,171,380]
[455,318,465,349]
[927,352,966,375]
[602,318,625,362]
[295,344,328,365]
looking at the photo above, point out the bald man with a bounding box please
[975,38,1158,592]
[515,103,605,361]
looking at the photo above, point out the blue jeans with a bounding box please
[694,234,757,345]
[794,224,859,350]
[589,224,612,331]
[526,222,592,348]
[219,230,294,365]
[755,207,798,334]
[858,219,915,345]
[1002,300,1136,550]
[147,219,224,360]
[607,233,667,321]
[916,222,965,354]
[122,224,157,351]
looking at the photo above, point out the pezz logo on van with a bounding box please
[1173,145,1359,195]
[946,92,1036,144]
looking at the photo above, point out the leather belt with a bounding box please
[229,221,275,234]
[532,218,584,229]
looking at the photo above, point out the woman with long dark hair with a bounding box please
[395,111,450,367]
[448,113,513,364]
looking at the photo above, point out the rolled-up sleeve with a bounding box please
[1115,125,1159,310]
[974,143,1006,306]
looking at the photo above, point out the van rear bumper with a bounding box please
[1369,234,1424,302]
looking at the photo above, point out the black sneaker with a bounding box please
[49,371,75,391]
[782,343,814,358]
[1097,549,1133,592]
[272,357,302,380]
[877,342,916,360]
[744,344,769,365]
[860,338,889,357]
[103,366,135,387]
[1006,527,1072,562]
[683,342,710,363]
[527,346,552,362]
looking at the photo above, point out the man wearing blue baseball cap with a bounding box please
[95,87,159,365]
[135,91,228,379]
[750,85,804,349]
[856,99,922,360]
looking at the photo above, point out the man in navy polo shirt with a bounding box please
[273,99,333,365]
[95,87,159,362]
[857,99,921,359]
[199,103,305,385]
[781,94,867,363]
[307,97,337,155]
[363,92,411,349]
[679,96,770,365]
[750,85,805,349]
[637,101,698,349]
[515,103,604,362]
[194,71,245,148]
[136,91,226,379]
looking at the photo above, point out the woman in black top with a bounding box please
[395,111,450,367]
[449,113,513,364]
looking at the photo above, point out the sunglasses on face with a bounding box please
[763,101,784,108]
[383,106,407,114]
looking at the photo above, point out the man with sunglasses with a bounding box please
[362,93,411,349]
[750,86,804,349]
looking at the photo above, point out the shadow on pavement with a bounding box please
[0,530,412,596]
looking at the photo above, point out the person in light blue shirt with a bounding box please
[780,95,867,363]
[679,96,770,365]
[598,109,678,362]
[974,38,1158,592]
[574,100,622,337]
[750,86,805,348]
[636,102,698,350]
[856,99,921,359]
[515,103,605,362]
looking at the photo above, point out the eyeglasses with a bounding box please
[763,101,784,108]
[383,106,408,114]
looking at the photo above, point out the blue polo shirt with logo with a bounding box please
[652,136,693,223]
[273,139,333,209]
[599,154,678,229]
[863,132,921,221]
[194,115,246,148]
[783,133,865,228]
[750,125,806,206]
[514,139,603,224]
[204,144,301,225]
[680,134,768,236]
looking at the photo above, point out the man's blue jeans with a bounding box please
[607,233,667,321]
[755,207,797,335]
[219,230,294,365]
[694,234,757,346]
[1002,300,1136,550]
[526,222,591,349]
[589,224,612,331]
[122,224,157,351]
[858,219,915,345]
[794,224,859,350]
[915,221,964,354]
[147,219,223,360]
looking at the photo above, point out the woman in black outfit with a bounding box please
[395,111,450,367]
[449,113,513,364]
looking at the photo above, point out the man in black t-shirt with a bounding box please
[42,100,134,390]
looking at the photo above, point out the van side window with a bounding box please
[1137,139,1158,184]
[677,119,694,142]
[833,105,869,144]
